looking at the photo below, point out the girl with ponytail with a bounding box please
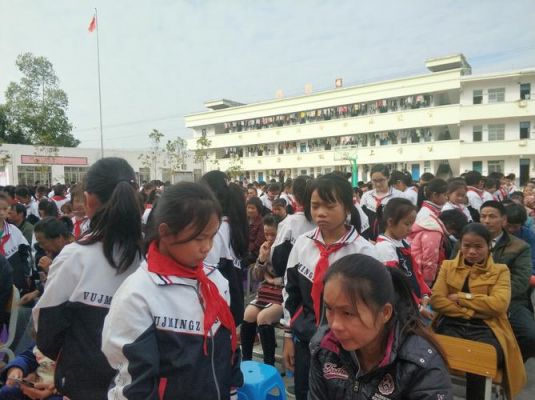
[201,170,248,325]
[33,157,143,400]
[309,254,452,399]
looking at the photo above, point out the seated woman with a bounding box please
[431,223,526,400]
[309,254,452,399]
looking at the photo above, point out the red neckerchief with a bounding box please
[51,195,66,201]
[467,186,484,200]
[421,201,442,217]
[312,239,346,324]
[372,189,392,210]
[294,205,304,213]
[146,241,237,356]
[0,224,10,256]
[499,187,508,200]
[145,204,153,210]
[73,217,88,240]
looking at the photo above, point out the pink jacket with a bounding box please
[408,215,448,287]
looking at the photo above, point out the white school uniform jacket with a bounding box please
[415,201,442,223]
[403,186,419,206]
[102,262,242,400]
[33,241,141,400]
[283,226,378,343]
[441,201,473,222]
[466,186,485,212]
[1,223,31,293]
[204,217,243,325]
[360,187,404,212]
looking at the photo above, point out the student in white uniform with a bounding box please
[441,178,473,222]
[416,178,448,222]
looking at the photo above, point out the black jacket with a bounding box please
[309,325,453,400]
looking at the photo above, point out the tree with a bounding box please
[194,135,212,174]
[164,137,187,182]
[138,129,165,180]
[226,154,244,180]
[2,52,79,147]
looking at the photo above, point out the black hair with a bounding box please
[417,178,447,208]
[267,182,281,193]
[484,177,498,191]
[419,172,435,183]
[481,200,506,216]
[370,164,390,179]
[504,203,528,225]
[324,254,445,358]
[272,198,287,208]
[53,183,66,197]
[201,170,248,258]
[15,186,31,198]
[246,196,263,215]
[145,182,222,248]
[447,178,466,194]
[38,198,59,218]
[262,214,280,228]
[488,171,504,181]
[2,186,15,199]
[34,216,73,240]
[382,197,416,226]
[389,170,412,187]
[510,191,524,201]
[304,173,362,233]
[10,203,26,219]
[283,179,293,190]
[292,175,311,206]
[36,185,48,195]
[81,157,143,274]
[506,173,516,180]
[438,209,469,235]
[459,223,492,245]
[464,171,482,187]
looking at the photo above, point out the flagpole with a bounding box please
[95,8,104,159]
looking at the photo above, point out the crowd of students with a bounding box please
[0,157,534,399]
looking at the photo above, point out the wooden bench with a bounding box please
[435,334,505,400]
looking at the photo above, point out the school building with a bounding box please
[184,54,535,185]
[0,143,202,186]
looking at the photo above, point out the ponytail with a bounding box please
[227,182,248,258]
[81,157,143,274]
[348,205,362,234]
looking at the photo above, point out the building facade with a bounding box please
[185,54,535,185]
[0,143,201,186]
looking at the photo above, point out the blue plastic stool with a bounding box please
[238,360,287,400]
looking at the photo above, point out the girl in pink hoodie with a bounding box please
[408,209,468,287]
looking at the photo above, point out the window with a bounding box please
[488,88,505,103]
[520,83,531,100]
[473,125,483,142]
[300,169,307,176]
[18,166,52,186]
[473,90,483,104]
[488,124,505,141]
[64,166,89,184]
[487,160,504,174]
[139,167,151,184]
[299,143,307,153]
[520,121,531,139]
[472,161,483,173]
[424,161,431,173]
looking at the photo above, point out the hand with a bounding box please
[20,382,55,400]
[420,307,435,320]
[6,367,23,387]
[258,242,271,263]
[38,256,53,272]
[447,293,459,302]
[19,290,39,306]
[283,337,295,371]
[264,275,276,285]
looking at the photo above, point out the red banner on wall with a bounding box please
[21,155,89,165]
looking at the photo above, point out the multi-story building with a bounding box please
[0,143,201,186]
[185,54,535,185]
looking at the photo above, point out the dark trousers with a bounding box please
[294,337,311,400]
[436,317,504,400]
[508,301,535,361]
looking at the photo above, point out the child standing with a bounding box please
[442,178,473,222]
[33,158,143,400]
[241,215,284,366]
[416,178,448,222]
[283,173,378,400]
[375,198,433,320]
[360,164,403,241]
[102,182,242,400]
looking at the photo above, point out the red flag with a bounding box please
[88,16,96,32]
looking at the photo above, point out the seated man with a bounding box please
[480,200,535,361]
[504,202,535,274]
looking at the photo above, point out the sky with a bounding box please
[1,0,534,150]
